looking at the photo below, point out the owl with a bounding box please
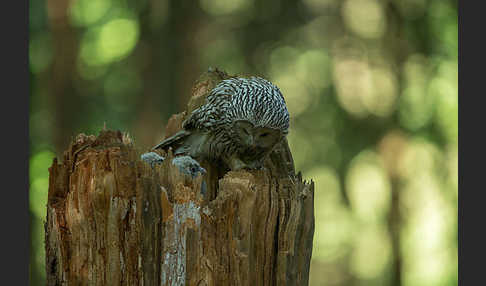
[152,76,290,171]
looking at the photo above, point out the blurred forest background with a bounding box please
[29,0,457,285]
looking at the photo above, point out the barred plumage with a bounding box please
[153,76,290,171]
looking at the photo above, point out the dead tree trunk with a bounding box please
[45,71,315,286]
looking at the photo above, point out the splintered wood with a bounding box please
[45,71,315,286]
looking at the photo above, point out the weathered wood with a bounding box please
[45,71,315,286]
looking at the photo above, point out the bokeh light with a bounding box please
[29,0,458,285]
[349,224,392,279]
[347,150,391,223]
[29,150,55,218]
[199,0,254,16]
[307,167,354,262]
[29,31,53,74]
[342,0,386,39]
[69,0,112,27]
[80,18,139,66]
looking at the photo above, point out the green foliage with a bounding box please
[29,0,457,285]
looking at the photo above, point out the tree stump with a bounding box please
[45,70,315,286]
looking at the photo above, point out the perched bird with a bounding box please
[171,156,207,179]
[140,153,207,194]
[140,151,165,168]
[140,153,206,177]
[152,76,290,171]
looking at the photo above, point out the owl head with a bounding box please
[232,120,283,153]
[213,76,290,133]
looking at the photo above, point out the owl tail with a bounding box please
[151,129,191,152]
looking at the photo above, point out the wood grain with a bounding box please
[45,70,315,286]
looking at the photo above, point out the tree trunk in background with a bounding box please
[45,72,315,286]
[388,179,402,286]
[46,0,79,154]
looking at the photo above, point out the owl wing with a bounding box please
[182,91,232,131]
[153,85,233,153]
[151,129,191,151]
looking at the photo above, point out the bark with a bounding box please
[45,71,315,286]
